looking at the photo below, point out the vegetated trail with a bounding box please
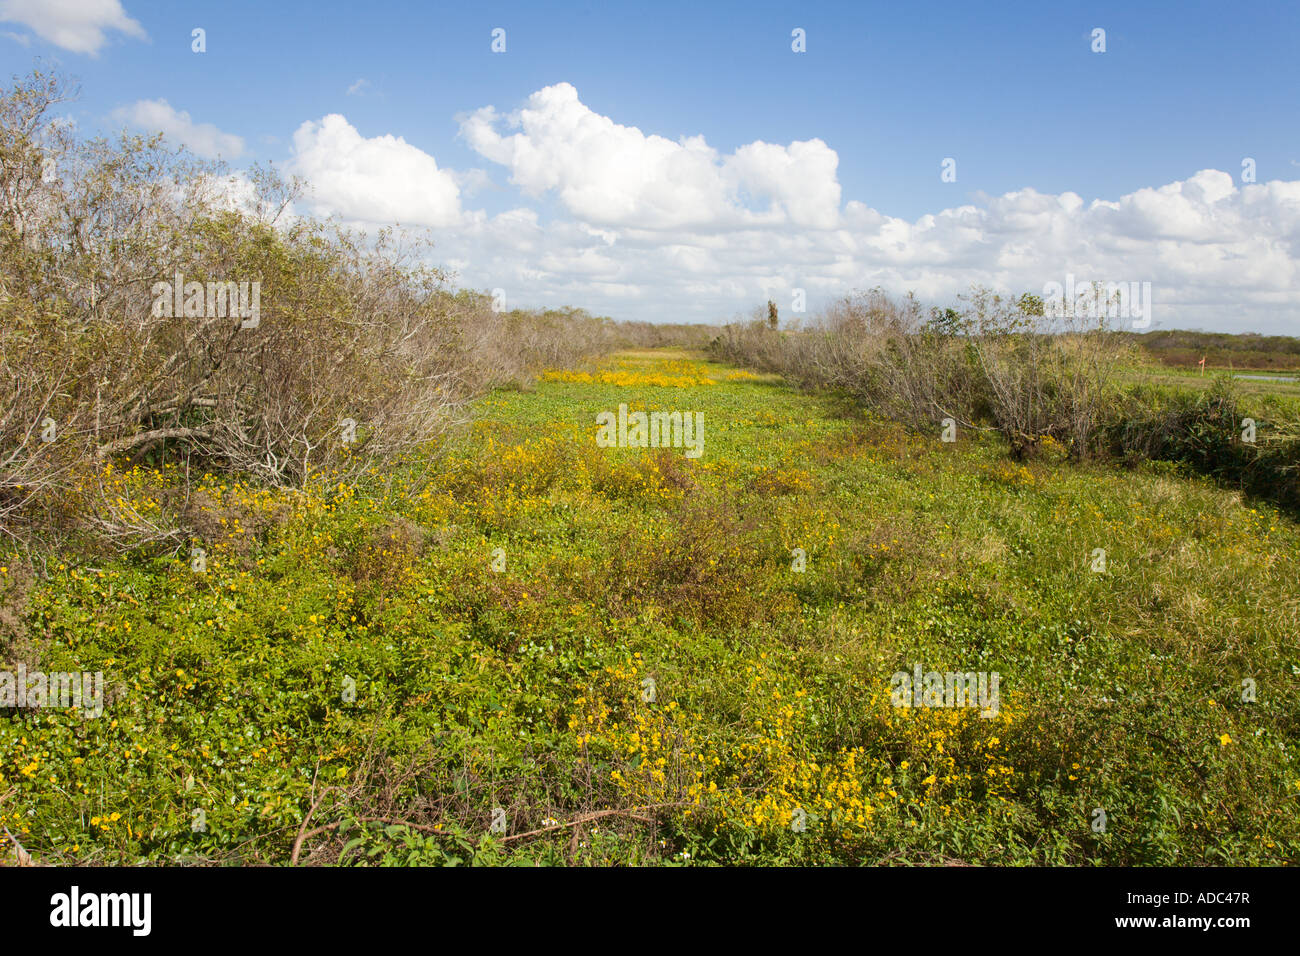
[5,348,1298,866]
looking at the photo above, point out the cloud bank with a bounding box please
[196,82,1300,332]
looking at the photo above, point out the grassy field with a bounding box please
[1123,361,1300,408]
[1122,329,1300,374]
[3,350,1298,866]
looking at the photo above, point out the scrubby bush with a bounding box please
[613,320,721,351]
[1100,377,1300,513]
[716,286,1133,460]
[961,287,1131,459]
[715,285,1300,512]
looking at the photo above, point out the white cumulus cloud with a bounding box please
[0,0,144,55]
[112,99,245,159]
[287,114,461,228]
[460,82,842,230]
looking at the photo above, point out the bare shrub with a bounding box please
[962,287,1131,459]
[714,289,982,432]
[714,285,1131,460]
[614,321,720,351]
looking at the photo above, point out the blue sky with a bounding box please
[3,0,1299,331]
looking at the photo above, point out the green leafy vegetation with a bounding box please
[4,352,1297,865]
